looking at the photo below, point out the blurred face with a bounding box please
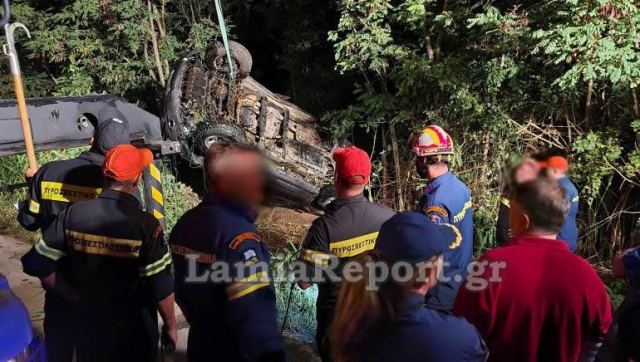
[215,151,267,206]
[514,158,540,184]
[415,157,429,179]
[544,167,564,180]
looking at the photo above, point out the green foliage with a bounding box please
[327,0,640,257]
[329,0,397,74]
[0,148,86,242]
[1,0,220,112]
[572,132,622,203]
[188,19,220,58]
[159,165,200,231]
[533,0,640,88]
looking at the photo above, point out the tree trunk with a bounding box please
[426,36,435,60]
[631,87,639,118]
[389,124,405,211]
[479,132,490,185]
[147,0,166,87]
[584,79,594,125]
[381,124,390,204]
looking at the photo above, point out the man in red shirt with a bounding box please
[454,177,612,362]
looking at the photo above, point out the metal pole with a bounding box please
[2,0,37,173]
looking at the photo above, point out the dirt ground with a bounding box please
[0,206,320,361]
[258,207,319,248]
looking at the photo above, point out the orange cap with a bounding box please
[103,144,153,181]
[539,156,569,171]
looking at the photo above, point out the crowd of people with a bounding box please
[8,112,640,362]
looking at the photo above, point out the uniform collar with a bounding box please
[203,194,258,222]
[394,292,426,316]
[509,234,570,251]
[77,150,105,166]
[99,189,142,208]
[424,171,452,194]
[326,193,367,211]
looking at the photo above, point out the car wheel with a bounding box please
[208,40,253,80]
[188,123,246,167]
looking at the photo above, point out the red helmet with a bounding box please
[410,125,454,157]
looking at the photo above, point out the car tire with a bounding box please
[187,123,246,167]
[209,40,253,80]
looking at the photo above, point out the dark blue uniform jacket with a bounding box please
[419,171,473,311]
[21,189,173,362]
[557,176,579,252]
[357,292,487,362]
[18,151,104,231]
[618,247,640,360]
[169,196,284,362]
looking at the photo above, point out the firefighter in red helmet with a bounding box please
[409,125,474,311]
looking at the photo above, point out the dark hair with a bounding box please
[104,177,136,189]
[204,142,260,186]
[513,177,568,233]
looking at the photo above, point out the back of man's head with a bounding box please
[103,144,153,191]
[513,177,568,234]
[333,146,370,197]
[93,108,130,154]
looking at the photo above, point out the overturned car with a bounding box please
[163,41,335,210]
[0,41,335,211]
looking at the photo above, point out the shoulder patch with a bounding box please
[425,206,449,218]
[229,232,261,250]
[442,223,463,249]
[243,248,260,264]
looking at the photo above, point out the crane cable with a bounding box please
[213,0,235,80]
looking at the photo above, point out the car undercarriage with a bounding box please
[0,41,335,212]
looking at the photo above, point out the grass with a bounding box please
[258,208,319,342]
[269,242,318,342]
[151,163,200,231]
[0,148,86,242]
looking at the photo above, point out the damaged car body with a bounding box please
[0,41,335,211]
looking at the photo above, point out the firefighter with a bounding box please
[169,142,285,362]
[297,146,395,361]
[539,155,580,252]
[21,144,176,362]
[409,125,473,311]
[18,107,131,231]
[330,213,487,362]
[16,108,131,362]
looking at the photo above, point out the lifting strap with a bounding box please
[214,0,235,80]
